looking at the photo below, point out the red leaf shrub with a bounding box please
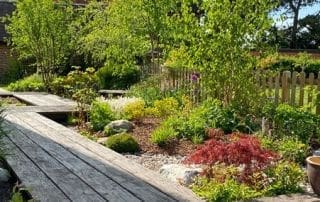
[183,133,278,170]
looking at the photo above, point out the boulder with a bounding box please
[0,168,10,182]
[104,120,134,136]
[159,164,202,186]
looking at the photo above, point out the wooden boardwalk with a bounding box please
[1,91,200,201]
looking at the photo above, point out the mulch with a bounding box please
[130,118,198,156]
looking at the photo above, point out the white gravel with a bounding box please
[124,153,185,171]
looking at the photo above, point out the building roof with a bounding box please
[0,1,15,42]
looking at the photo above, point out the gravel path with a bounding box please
[124,153,184,171]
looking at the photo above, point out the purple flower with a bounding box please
[191,72,200,82]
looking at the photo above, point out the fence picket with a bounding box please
[291,71,297,106]
[299,72,306,107]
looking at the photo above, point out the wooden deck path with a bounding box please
[1,91,201,201]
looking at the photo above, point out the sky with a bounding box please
[273,3,320,28]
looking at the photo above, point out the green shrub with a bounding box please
[192,178,262,202]
[123,100,146,121]
[105,133,139,153]
[273,104,320,143]
[259,53,320,75]
[265,161,304,196]
[147,97,180,118]
[90,100,115,131]
[96,65,140,90]
[128,76,163,106]
[259,135,308,164]
[7,74,45,92]
[151,126,177,146]
[277,138,308,164]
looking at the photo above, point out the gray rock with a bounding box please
[104,120,134,135]
[0,168,10,182]
[159,164,202,186]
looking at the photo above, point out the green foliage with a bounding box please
[148,97,179,118]
[6,0,74,90]
[123,100,146,121]
[265,161,304,196]
[128,76,163,106]
[273,104,320,143]
[90,100,115,131]
[192,178,262,202]
[258,53,320,75]
[151,126,177,146]
[168,0,276,109]
[259,135,308,164]
[51,67,98,127]
[105,133,139,153]
[7,74,45,92]
[95,65,141,90]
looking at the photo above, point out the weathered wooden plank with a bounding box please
[281,71,290,103]
[1,135,70,202]
[3,118,106,202]
[24,113,201,202]
[308,73,315,105]
[299,72,306,106]
[5,114,141,202]
[291,71,298,106]
[13,93,76,107]
[13,113,181,202]
[6,105,77,114]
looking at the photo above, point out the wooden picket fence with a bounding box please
[257,70,320,114]
[143,65,320,114]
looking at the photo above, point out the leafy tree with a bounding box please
[169,0,276,110]
[6,0,74,90]
[277,0,320,48]
[76,0,175,75]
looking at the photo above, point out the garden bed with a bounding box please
[0,96,27,107]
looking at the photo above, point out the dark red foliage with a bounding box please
[183,133,278,170]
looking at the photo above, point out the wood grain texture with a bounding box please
[1,132,70,201]
[5,114,141,202]
[20,112,201,202]
[3,118,106,202]
[12,113,178,202]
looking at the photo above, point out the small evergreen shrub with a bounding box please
[148,97,179,118]
[7,74,45,92]
[151,126,177,146]
[105,133,139,153]
[123,100,145,121]
[90,100,115,131]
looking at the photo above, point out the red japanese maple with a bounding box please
[184,133,278,170]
